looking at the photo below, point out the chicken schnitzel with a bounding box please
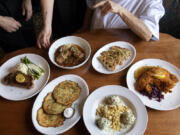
[135,66,179,101]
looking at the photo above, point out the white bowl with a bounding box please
[49,36,91,69]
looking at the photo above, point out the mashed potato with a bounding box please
[121,109,136,125]
[15,63,28,75]
[107,95,125,106]
[97,117,111,131]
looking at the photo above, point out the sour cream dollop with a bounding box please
[63,107,74,118]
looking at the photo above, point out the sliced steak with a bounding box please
[3,71,34,89]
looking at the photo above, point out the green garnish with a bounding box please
[21,56,31,64]
[21,56,45,80]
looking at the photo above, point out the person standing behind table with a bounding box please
[0,0,36,53]
[37,0,86,49]
[82,0,165,41]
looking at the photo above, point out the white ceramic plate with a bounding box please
[126,59,180,111]
[0,53,50,101]
[32,74,89,134]
[49,36,91,69]
[83,85,148,135]
[92,41,136,74]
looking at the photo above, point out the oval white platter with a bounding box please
[92,41,136,74]
[49,36,91,69]
[32,74,89,134]
[0,53,50,101]
[126,59,180,111]
[83,85,148,135]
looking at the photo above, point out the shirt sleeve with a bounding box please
[138,0,165,40]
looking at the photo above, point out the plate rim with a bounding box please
[32,74,89,134]
[0,53,50,101]
[92,41,136,74]
[48,35,92,69]
[126,58,180,111]
[83,85,148,135]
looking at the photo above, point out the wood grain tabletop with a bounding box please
[0,29,180,135]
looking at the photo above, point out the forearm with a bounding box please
[40,0,54,28]
[118,6,152,41]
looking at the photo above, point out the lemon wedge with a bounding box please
[153,73,166,79]
[16,73,25,83]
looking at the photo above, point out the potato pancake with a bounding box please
[43,93,68,115]
[37,108,65,127]
[98,51,118,71]
[98,46,131,71]
[53,80,81,105]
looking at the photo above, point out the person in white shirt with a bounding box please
[84,0,165,41]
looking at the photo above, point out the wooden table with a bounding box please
[0,29,180,135]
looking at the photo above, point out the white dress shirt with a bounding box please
[86,0,165,40]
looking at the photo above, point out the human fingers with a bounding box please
[10,22,21,32]
[7,28,16,33]
[45,35,50,48]
[26,8,32,21]
[93,0,107,8]
[100,3,111,16]
[102,8,111,16]
[108,1,120,13]
[10,17,22,28]
[22,6,25,16]
[37,39,42,49]
[12,23,21,32]
[37,42,42,49]
[41,33,48,48]
[46,34,51,48]
[47,32,52,47]
[44,29,52,48]
[37,34,43,49]
[41,35,49,48]
[15,20,22,28]
[8,26,19,33]
[11,27,18,32]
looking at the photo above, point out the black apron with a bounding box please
[52,0,86,39]
[0,0,36,53]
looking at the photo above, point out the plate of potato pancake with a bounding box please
[92,41,136,74]
[32,74,89,134]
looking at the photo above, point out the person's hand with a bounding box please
[22,0,33,21]
[94,0,120,16]
[0,16,21,33]
[37,25,52,49]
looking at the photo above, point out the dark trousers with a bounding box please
[52,0,86,39]
[0,0,36,53]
